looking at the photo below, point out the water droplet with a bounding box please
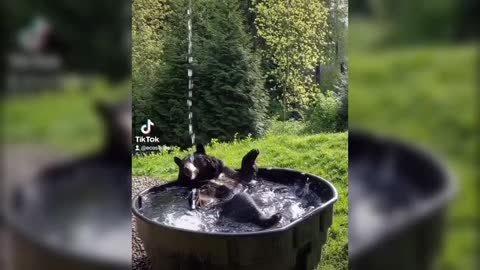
[187,0,195,146]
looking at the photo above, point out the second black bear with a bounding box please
[173,144,281,228]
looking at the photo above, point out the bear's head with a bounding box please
[174,144,223,185]
[95,98,131,159]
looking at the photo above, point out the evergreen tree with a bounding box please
[147,0,268,147]
[146,0,190,147]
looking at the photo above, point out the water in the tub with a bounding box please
[140,178,322,233]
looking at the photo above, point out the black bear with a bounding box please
[173,144,281,228]
[12,98,132,217]
[174,144,258,186]
[36,99,132,204]
[40,99,132,177]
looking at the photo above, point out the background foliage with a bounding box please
[305,91,342,133]
[254,0,330,112]
[137,0,268,147]
[132,0,169,89]
[132,0,348,147]
[8,0,131,79]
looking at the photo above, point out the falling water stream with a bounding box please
[187,0,195,145]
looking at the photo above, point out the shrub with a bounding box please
[306,91,341,133]
[266,120,306,136]
[334,70,348,131]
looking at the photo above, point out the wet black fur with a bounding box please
[174,144,258,187]
[220,193,282,228]
[174,145,281,228]
[38,99,131,198]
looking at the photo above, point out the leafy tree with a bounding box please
[145,0,268,147]
[254,0,330,118]
[132,0,170,132]
[329,0,348,64]
[328,0,348,131]
[132,0,170,87]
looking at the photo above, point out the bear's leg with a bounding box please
[239,149,260,182]
[220,193,281,228]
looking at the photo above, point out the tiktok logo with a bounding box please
[141,119,155,135]
[136,119,160,145]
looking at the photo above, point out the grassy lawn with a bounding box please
[349,19,477,270]
[133,129,349,270]
[2,80,129,154]
[4,86,348,270]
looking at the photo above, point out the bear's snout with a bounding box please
[184,162,199,180]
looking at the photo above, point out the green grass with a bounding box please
[3,80,129,154]
[349,19,477,270]
[133,130,348,270]
[4,84,348,270]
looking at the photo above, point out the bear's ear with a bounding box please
[174,157,183,167]
[195,144,206,155]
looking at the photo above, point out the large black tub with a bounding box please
[4,178,131,270]
[2,146,131,270]
[349,130,455,270]
[133,168,338,270]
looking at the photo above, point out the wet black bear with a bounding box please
[40,99,131,174]
[40,99,131,176]
[12,98,132,217]
[36,99,132,205]
[174,144,281,228]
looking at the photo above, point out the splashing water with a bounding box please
[187,0,195,145]
[14,185,131,264]
[139,179,322,233]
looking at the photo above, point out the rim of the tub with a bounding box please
[2,184,131,270]
[132,167,339,237]
[348,129,457,258]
